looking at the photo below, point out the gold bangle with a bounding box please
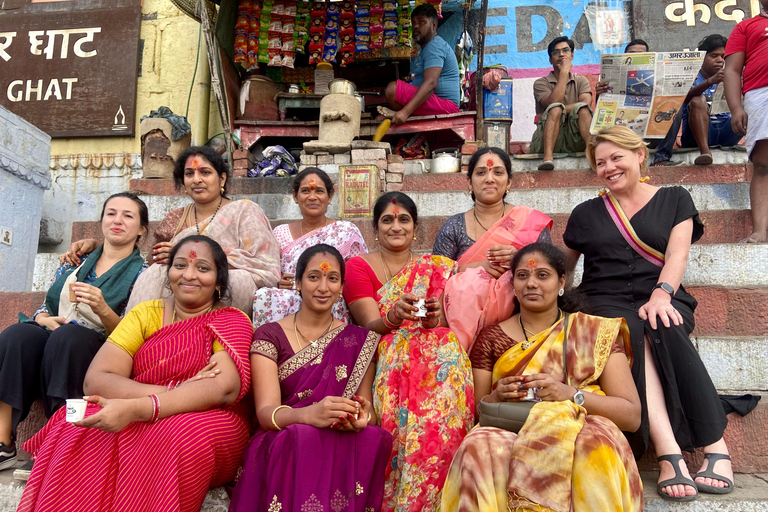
[367,412,372,423]
[271,405,291,430]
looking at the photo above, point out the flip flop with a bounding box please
[694,453,734,494]
[656,454,699,502]
[694,153,713,165]
[538,160,555,171]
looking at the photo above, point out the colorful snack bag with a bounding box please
[281,50,295,68]
[340,45,355,66]
[269,15,283,33]
[284,1,297,17]
[383,28,397,48]
[340,30,354,47]
[322,47,337,63]
[268,33,283,48]
[308,44,323,64]
[272,1,285,16]
[238,0,253,16]
[309,32,323,45]
[282,19,295,33]
[236,15,250,30]
[268,48,282,66]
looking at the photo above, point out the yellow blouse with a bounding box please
[109,300,225,357]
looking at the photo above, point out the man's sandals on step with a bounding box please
[657,454,699,502]
[694,453,734,494]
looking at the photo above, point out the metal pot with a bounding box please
[328,78,357,95]
[354,93,365,111]
[430,148,460,173]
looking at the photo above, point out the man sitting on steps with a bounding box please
[378,3,460,126]
[530,36,593,171]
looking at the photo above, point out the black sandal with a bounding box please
[657,454,699,502]
[694,453,734,494]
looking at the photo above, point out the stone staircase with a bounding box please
[1,148,766,510]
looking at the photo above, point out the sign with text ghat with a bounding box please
[0,2,141,138]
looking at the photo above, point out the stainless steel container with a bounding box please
[328,78,357,95]
[430,149,460,173]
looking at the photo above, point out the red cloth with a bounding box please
[725,14,768,94]
[343,256,384,304]
[394,80,460,116]
[18,308,253,512]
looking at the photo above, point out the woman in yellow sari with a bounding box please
[442,242,643,512]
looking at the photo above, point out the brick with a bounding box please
[316,154,334,165]
[388,163,405,174]
[386,172,403,183]
[375,158,388,171]
[461,165,468,173]
[461,155,471,166]
[333,153,351,165]
[317,164,339,174]
[233,167,248,178]
[233,148,250,159]
[300,154,317,165]
[378,168,386,180]
[387,154,404,163]
[386,182,404,191]
[461,143,480,155]
[351,148,387,164]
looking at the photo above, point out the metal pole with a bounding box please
[475,0,488,142]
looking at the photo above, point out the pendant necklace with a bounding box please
[519,309,562,350]
[194,197,223,235]
[380,250,413,282]
[294,312,334,349]
[473,203,506,233]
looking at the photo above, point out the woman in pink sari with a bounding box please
[435,147,553,350]
[231,244,391,512]
[18,236,253,512]
[253,168,367,328]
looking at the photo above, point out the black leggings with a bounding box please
[0,322,105,435]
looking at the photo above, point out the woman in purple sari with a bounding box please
[230,244,392,512]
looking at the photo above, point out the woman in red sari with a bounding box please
[18,235,253,512]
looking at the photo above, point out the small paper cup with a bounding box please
[413,298,428,318]
[65,399,87,423]
[68,284,76,302]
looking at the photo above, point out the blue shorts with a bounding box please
[681,117,742,148]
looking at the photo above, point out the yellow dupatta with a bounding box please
[491,313,630,512]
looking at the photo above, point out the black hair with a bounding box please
[547,36,575,58]
[510,242,589,314]
[467,147,512,202]
[372,191,418,229]
[292,167,335,198]
[172,146,230,196]
[295,243,345,285]
[698,34,728,54]
[167,235,230,305]
[411,3,438,22]
[624,39,649,52]
[100,192,149,247]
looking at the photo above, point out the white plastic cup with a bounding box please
[66,399,87,422]
[413,298,428,318]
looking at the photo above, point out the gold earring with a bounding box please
[413,234,417,240]
[374,236,379,241]
[220,186,225,195]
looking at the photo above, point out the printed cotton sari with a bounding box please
[374,255,475,512]
[18,307,253,512]
[127,200,281,318]
[230,323,392,512]
[444,206,553,351]
[441,312,643,512]
[252,220,367,328]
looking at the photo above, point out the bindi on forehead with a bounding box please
[486,158,495,167]
[527,258,537,269]
[308,177,318,190]
[319,261,331,275]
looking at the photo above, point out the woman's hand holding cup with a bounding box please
[521,373,574,402]
[69,283,110,317]
[151,242,174,265]
[278,273,295,290]
[488,375,529,402]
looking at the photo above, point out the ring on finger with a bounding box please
[518,383,524,391]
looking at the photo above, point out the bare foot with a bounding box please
[741,231,767,243]
[659,457,698,499]
[377,106,396,119]
[695,455,733,489]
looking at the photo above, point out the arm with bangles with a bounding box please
[254,353,376,432]
[348,293,445,336]
[79,326,242,433]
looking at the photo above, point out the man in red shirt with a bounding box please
[724,2,768,243]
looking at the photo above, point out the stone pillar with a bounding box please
[0,106,51,292]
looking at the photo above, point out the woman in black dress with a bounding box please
[563,126,731,502]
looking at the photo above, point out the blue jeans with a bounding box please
[681,116,742,148]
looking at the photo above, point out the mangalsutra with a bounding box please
[172,304,213,323]
[473,203,506,233]
[379,250,413,282]
[293,312,334,349]
[519,309,563,350]
[194,197,223,235]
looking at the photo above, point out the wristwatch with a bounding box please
[653,282,675,296]
[572,389,585,406]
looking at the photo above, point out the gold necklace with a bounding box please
[194,197,223,235]
[172,303,214,323]
[473,203,506,233]
[293,312,334,349]
[300,217,328,237]
[379,250,413,282]
[518,308,563,350]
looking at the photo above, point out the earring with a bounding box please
[558,288,564,296]
[413,234,417,241]
[220,186,225,195]
[374,236,379,241]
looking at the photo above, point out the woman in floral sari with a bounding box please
[343,192,474,512]
[231,244,391,512]
[67,146,280,318]
[18,235,254,512]
[435,147,553,350]
[442,243,643,512]
[253,167,367,328]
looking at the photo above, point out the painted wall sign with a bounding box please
[0,0,141,138]
[633,0,760,51]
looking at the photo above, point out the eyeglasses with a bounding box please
[551,48,572,57]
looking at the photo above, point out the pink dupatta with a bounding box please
[445,206,552,351]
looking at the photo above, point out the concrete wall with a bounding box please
[0,106,51,292]
[42,0,222,253]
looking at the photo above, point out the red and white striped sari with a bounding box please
[18,307,253,512]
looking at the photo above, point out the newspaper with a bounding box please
[591,51,705,138]
[709,84,730,116]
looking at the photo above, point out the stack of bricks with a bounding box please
[460,142,482,173]
[384,154,405,191]
[232,148,254,178]
[298,152,351,175]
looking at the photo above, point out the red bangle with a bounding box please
[148,394,160,423]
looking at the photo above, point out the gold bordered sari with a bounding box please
[441,312,643,512]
